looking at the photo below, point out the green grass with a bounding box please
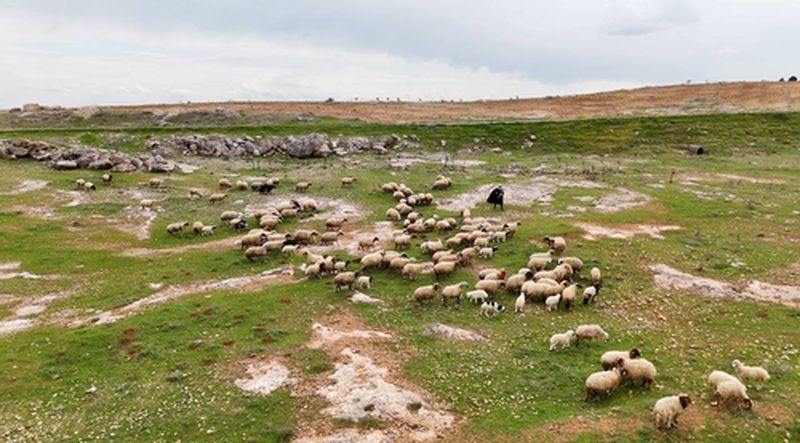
[0,112,798,441]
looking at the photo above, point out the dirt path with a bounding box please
[0,180,49,196]
[119,237,236,257]
[574,222,681,240]
[438,176,605,211]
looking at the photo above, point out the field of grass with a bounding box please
[1,112,799,442]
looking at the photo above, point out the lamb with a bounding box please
[320,231,343,245]
[621,358,657,387]
[544,236,567,253]
[575,324,609,346]
[325,217,347,231]
[441,282,469,307]
[601,349,641,370]
[480,301,506,317]
[83,181,96,191]
[466,289,490,304]
[355,275,372,290]
[474,279,505,295]
[561,283,581,310]
[148,177,163,188]
[585,367,626,401]
[333,272,358,292]
[652,394,692,430]
[514,293,526,313]
[433,261,457,279]
[360,251,385,270]
[341,177,357,187]
[591,267,602,287]
[281,245,299,255]
[545,294,561,312]
[549,330,574,351]
[707,370,738,388]
[402,263,428,280]
[220,211,242,221]
[244,245,267,261]
[101,173,112,184]
[208,193,227,203]
[732,360,770,389]
[478,247,498,259]
[294,182,312,192]
[140,199,155,210]
[715,379,753,409]
[192,221,205,234]
[75,178,85,189]
[413,283,440,306]
[582,286,599,305]
[166,222,188,235]
[218,178,232,189]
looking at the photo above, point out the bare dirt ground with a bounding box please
[438,177,605,211]
[108,82,800,123]
[575,222,681,240]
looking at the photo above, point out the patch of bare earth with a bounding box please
[70,269,296,326]
[0,286,78,337]
[593,188,652,213]
[234,359,297,395]
[119,237,235,257]
[390,153,486,168]
[682,173,786,185]
[650,264,800,307]
[0,179,49,195]
[522,415,643,443]
[291,311,457,442]
[438,176,605,211]
[116,206,158,241]
[574,222,681,240]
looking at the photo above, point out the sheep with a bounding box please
[460,208,471,219]
[582,286,599,305]
[302,262,326,278]
[652,394,691,430]
[280,208,298,218]
[474,279,505,297]
[299,199,318,212]
[140,199,155,210]
[707,370,738,388]
[420,239,444,255]
[413,283,440,306]
[201,225,215,236]
[545,294,561,312]
[333,272,358,292]
[585,367,626,401]
[557,257,583,273]
[481,268,507,281]
[355,275,372,290]
[715,379,752,409]
[522,281,564,302]
[218,178,232,189]
[441,282,468,307]
[320,231,343,245]
[561,283,581,310]
[431,176,452,190]
[549,330,574,351]
[505,271,534,294]
[265,177,281,187]
[220,211,242,222]
[402,263,428,280]
[553,263,574,281]
[358,236,380,251]
[244,245,267,261]
[259,216,281,230]
[591,267,602,287]
[732,360,770,389]
[433,261,457,279]
[192,221,205,234]
[458,247,477,265]
[229,218,247,230]
[281,244,299,255]
[514,293,526,313]
[293,229,320,245]
[386,208,401,221]
[83,181,96,191]
[188,188,204,199]
[534,270,559,281]
[480,301,506,317]
[382,182,399,193]
[295,182,312,192]
[431,249,453,262]
[473,237,490,248]
[575,324,609,346]
[341,177,357,187]
[325,217,347,231]
[389,256,413,270]
[276,200,299,212]
[490,231,507,243]
[527,253,554,271]
[466,289,490,304]
[166,222,188,235]
[75,178,85,189]
[101,173,112,184]
[360,251,385,270]
[619,358,657,387]
[544,235,567,253]
[236,180,249,191]
[478,268,501,279]
[209,193,227,203]
[478,247,497,259]
[148,177,163,188]
[393,233,413,250]
[601,349,642,370]
[333,260,349,273]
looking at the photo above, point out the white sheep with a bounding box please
[83,181,96,191]
[101,173,112,184]
[561,283,580,310]
[360,251,385,270]
[715,379,753,409]
[575,324,609,346]
[591,267,602,287]
[558,256,583,272]
[474,279,505,295]
[601,348,641,370]
[732,359,770,389]
[413,283,440,305]
[585,367,626,401]
[544,235,567,253]
[582,286,598,305]
[148,177,163,188]
[545,293,561,312]
[333,272,358,292]
[707,370,738,388]
[466,289,489,304]
[75,178,85,189]
[201,225,215,236]
[244,245,267,261]
[209,193,227,203]
[166,222,188,235]
[514,293,526,313]
[402,262,428,280]
[192,221,205,234]
[140,199,155,210]
[441,282,468,307]
[621,358,657,387]
[549,330,574,351]
[652,394,691,430]
[355,275,372,290]
[218,178,232,189]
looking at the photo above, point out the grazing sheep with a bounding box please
[320,231,343,245]
[333,272,358,292]
[473,237,490,248]
[441,282,468,307]
[474,278,505,295]
[478,246,498,259]
[413,283,440,306]
[302,262,326,278]
[575,324,609,346]
[431,176,453,190]
[591,267,602,287]
[527,253,554,271]
[188,189,204,199]
[561,283,581,310]
[482,269,507,281]
[140,199,155,210]
[544,236,567,253]
[148,178,163,188]
[341,177,357,187]
[355,275,372,290]
[466,289,490,304]
[166,222,188,235]
[279,208,298,218]
[265,177,281,187]
[514,293,526,313]
[83,181,96,191]
[715,379,753,409]
[209,193,227,203]
[585,367,626,401]
[358,236,380,251]
[402,263,428,280]
[582,286,599,305]
[244,245,267,261]
[259,216,281,230]
[621,358,657,387]
[295,182,312,192]
[601,349,641,370]
[393,233,413,249]
[382,182,399,193]
[385,208,401,221]
[101,173,112,184]
[545,294,561,312]
[433,261,457,279]
[732,360,770,389]
[505,271,534,294]
[360,251,385,270]
[708,370,739,388]
[388,256,413,270]
[420,239,444,255]
[652,394,692,430]
[201,225,215,236]
[293,229,320,245]
[192,221,205,234]
[229,218,247,230]
[558,257,583,272]
[220,211,242,221]
[75,178,86,189]
[522,281,565,302]
[299,199,318,212]
[236,180,249,190]
[553,263,574,281]
[480,301,506,317]
[218,178,232,189]
[325,217,347,231]
[549,330,574,351]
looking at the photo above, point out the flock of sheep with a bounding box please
[103,171,772,432]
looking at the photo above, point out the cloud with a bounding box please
[603,0,697,36]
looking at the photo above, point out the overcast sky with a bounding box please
[0,0,797,107]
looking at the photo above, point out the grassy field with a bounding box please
[1,112,799,442]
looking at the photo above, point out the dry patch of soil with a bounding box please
[390,153,486,168]
[575,222,681,240]
[234,359,297,396]
[0,286,78,337]
[438,176,605,211]
[682,173,786,185]
[0,179,49,195]
[650,264,800,307]
[593,188,652,213]
[120,237,235,257]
